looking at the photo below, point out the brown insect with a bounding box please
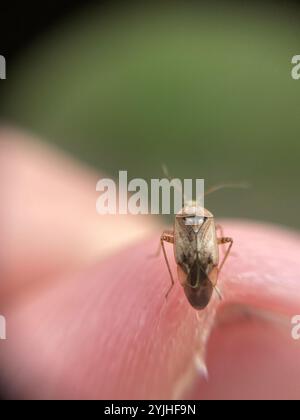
[154,179,241,310]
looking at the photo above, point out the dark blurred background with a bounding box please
[1,0,300,228]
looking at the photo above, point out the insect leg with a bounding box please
[160,230,175,299]
[217,237,233,273]
[214,285,223,301]
[210,237,233,301]
[215,223,224,238]
[217,225,237,258]
[148,229,174,258]
[208,266,223,300]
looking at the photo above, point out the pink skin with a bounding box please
[0,129,300,400]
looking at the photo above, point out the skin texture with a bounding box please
[0,129,300,400]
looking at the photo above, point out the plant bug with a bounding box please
[153,173,247,310]
[159,202,232,310]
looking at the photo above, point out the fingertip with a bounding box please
[1,221,300,399]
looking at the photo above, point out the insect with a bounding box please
[154,178,242,310]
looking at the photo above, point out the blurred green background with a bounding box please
[1,3,300,227]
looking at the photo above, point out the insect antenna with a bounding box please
[205,182,250,196]
[161,163,185,208]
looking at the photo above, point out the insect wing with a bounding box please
[174,217,199,272]
[183,260,213,310]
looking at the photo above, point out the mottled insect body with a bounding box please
[159,202,233,310]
